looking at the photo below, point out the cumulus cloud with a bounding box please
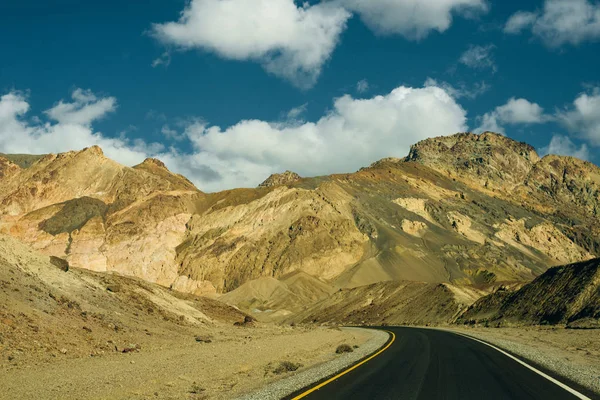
[476,98,548,133]
[1,85,467,192]
[504,0,600,47]
[161,85,467,191]
[539,135,589,160]
[557,88,600,146]
[459,44,496,72]
[337,0,488,39]
[44,89,116,125]
[151,0,350,88]
[0,89,157,166]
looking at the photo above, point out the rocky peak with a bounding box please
[134,157,168,170]
[79,145,104,157]
[133,157,199,192]
[258,171,301,187]
[138,158,167,169]
[367,157,403,170]
[406,131,541,190]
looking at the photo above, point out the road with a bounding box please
[289,327,594,400]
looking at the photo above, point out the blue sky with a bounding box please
[1,0,600,191]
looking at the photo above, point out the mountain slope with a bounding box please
[0,234,246,367]
[458,258,600,327]
[219,271,334,321]
[288,280,490,326]
[1,131,598,297]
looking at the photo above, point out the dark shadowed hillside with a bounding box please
[458,258,600,327]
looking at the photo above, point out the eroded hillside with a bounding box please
[0,234,246,367]
[1,132,599,298]
[458,258,600,327]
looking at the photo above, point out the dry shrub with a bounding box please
[335,344,353,354]
[272,361,302,375]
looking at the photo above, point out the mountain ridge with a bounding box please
[1,131,598,298]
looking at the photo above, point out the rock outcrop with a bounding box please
[258,171,301,187]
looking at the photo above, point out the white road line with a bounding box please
[450,331,592,400]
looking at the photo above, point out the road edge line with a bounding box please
[289,330,396,399]
[447,330,592,400]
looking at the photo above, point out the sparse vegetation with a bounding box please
[272,360,303,375]
[336,344,353,354]
[189,382,205,394]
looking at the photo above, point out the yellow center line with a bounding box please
[291,330,396,399]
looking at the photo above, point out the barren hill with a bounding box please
[1,131,599,299]
[219,271,334,321]
[459,258,600,327]
[288,280,490,326]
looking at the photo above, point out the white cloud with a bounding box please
[459,44,496,72]
[285,103,308,120]
[151,51,171,68]
[1,85,467,192]
[557,88,600,145]
[161,84,467,191]
[44,88,116,125]
[356,79,370,93]
[539,135,589,160]
[476,98,548,133]
[496,98,547,124]
[151,0,350,88]
[504,0,600,47]
[337,0,488,39]
[0,89,157,166]
[424,78,489,99]
[504,11,538,34]
[161,125,185,141]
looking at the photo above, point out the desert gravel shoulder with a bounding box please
[239,328,390,400]
[0,325,374,400]
[446,326,600,396]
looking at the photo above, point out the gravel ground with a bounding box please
[445,328,600,396]
[238,328,390,400]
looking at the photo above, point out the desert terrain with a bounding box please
[1,131,599,398]
[0,234,372,400]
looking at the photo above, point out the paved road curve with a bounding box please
[290,327,594,400]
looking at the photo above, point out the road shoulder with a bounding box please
[238,328,390,400]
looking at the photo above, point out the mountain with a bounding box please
[1,132,598,299]
[458,258,600,328]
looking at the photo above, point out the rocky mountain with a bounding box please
[458,258,600,328]
[258,170,301,187]
[1,132,598,301]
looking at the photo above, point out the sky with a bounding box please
[1,0,600,192]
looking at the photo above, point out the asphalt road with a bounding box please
[291,327,594,400]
